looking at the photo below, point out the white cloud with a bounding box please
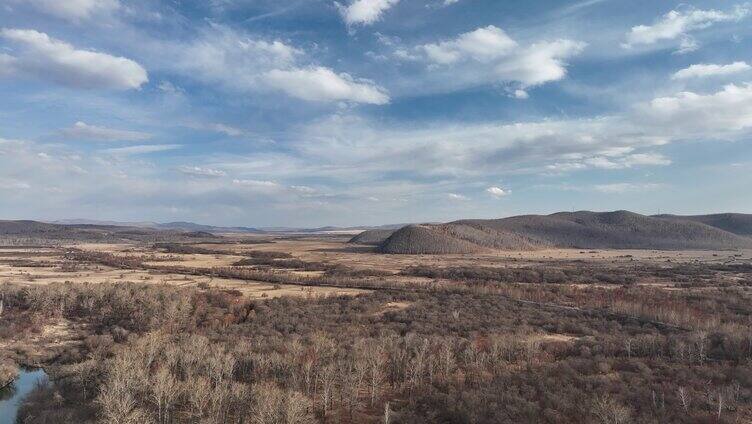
[157,81,184,94]
[25,0,120,22]
[584,156,621,169]
[675,36,699,55]
[178,166,227,178]
[211,124,244,137]
[280,88,724,186]
[513,89,529,99]
[232,179,279,187]
[103,144,181,155]
[672,62,751,80]
[599,146,635,157]
[448,193,468,200]
[185,122,245,137]
[0,29,148,90]
[641,83,752,135]
[546,151,671,172]
[171,25,386,104]
[594,183,664,193]
[545,162,587,172]
[412,26,585,88]
[178,26,299,81]
[0,178,31,190]
[494,39,585,87]
[232,179,281,193]
[336,0,399,26]
[486,186,509,197]
[281,82,744,186]
[291,185,316,194]
[293,113,674,184]
[169,25,298,92]
[422,26,518,64]
[263,67,390,104]
[621,153,671,167]
[623,6,750,51]
[62,121,152,141]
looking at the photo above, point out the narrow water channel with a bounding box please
[0,368,48,424]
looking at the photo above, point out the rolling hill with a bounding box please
[654,213,752,237]
[348,229,397,245]
[0,220,220,242]
[375,211,752,254]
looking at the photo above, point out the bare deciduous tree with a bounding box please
[318,364,337,418]
[591,395,632,424]
[677,386,690,413]
[150,367,180,424]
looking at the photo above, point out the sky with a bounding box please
[0,0,751,227]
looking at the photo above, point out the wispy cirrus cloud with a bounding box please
[594,183,665,194]
[178,166,227,178]
[62,121,152,141]
[0,178,31,190]
[103,144,181,155]
[185,122,245,137]
[167,24,389,104]
[622,5,750,53]
[23,0,120,22]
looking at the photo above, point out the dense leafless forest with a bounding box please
[1,218,752,423]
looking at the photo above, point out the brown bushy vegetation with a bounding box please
[401,265,637,285]
[65,249,392,288]
[4,230,752,423]
[2,271,752,423]
[0,360,18,389]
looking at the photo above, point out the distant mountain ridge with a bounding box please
[0,220,218,242]
[51,219,262,234]
[357,211,752,254]
[49,219,406,234]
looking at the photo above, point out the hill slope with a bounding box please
[379,211,752,254]
[0,220,220,243]
[654,213,752,237]
[348,229,397,245]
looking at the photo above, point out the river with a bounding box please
[0,368,48,424]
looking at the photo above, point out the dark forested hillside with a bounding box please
[0,220,220,243]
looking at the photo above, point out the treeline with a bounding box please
[401,265,636,285]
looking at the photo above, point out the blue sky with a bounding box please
[0,0,751,227]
